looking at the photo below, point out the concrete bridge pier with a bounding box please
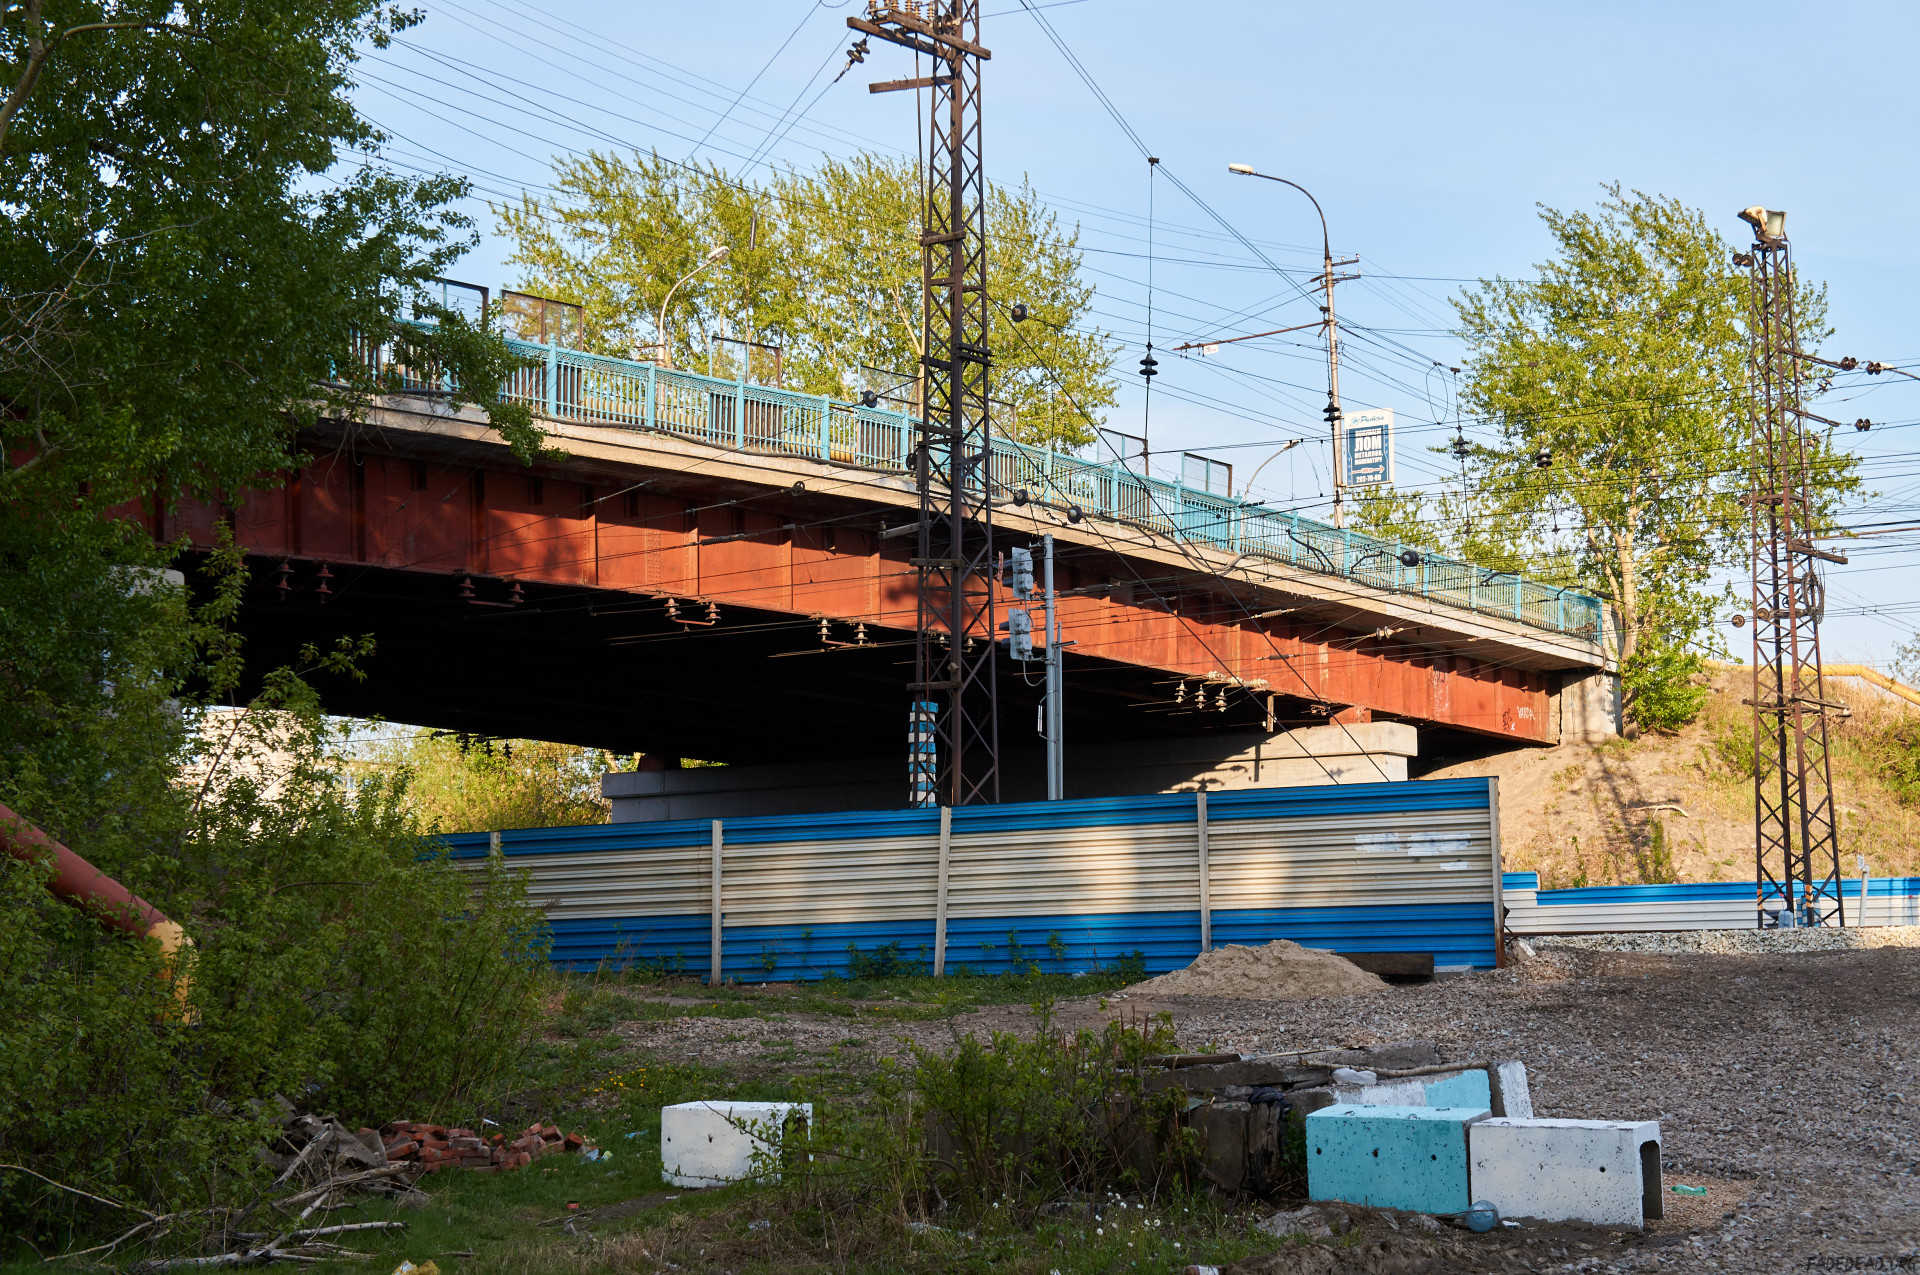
[602,721,1420,823]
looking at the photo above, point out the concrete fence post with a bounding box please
[710,819,723,985]
[1197,790,1211,954]
[934,806,952,976]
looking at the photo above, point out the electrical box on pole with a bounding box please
[1003,608,1032,661]
[1737,205,1845,928]
[854,1,1000,808]
[1009,546,1033,600]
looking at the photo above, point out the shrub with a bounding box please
[0,677,549,1241]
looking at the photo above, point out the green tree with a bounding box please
[496,150,1117,451]
[1451,185,1858,732]
[0,2,552,1233]
[353,728,615,832]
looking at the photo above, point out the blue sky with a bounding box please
[350,0,1920,667]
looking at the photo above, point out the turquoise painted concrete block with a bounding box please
[1306,1104,1489,1214]
[1423,1069,1492,1110]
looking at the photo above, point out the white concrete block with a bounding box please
[1468,1118,1662,1229]
[661,1100,812,1187]
[1334,1079,1427,1107]
[1490,1060,1533,1119]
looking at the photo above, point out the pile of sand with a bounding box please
[1127,940,1388,1000]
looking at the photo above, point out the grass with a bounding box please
[555,967,1151,1034]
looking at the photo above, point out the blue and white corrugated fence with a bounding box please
[443,778,1505,980]
[1503,872,1920,932]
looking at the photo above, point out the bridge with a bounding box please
[151,331,1616,792]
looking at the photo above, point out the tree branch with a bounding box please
[1,12,207,153]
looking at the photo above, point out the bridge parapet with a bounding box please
[374,327,1604,642]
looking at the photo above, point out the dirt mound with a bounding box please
[1128,940,1388,1000]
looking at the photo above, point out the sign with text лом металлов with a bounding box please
[1339,408,1394,488]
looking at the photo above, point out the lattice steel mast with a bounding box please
[853,3,999,806]
[1737,206,1845,927]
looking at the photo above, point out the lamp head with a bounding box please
[705,245,730,263]
[1738,206,1786,242]
[1227,163,1255,176]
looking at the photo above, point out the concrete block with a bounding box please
[1490,1060,1532,1119]
[1334,1079,1428,1107]
[661,1100,811,1187]
[1329,1069,1490,1112]
[1305,1104,1489,1215]
[1421,1069,1492,1111]
[1468,1118,1662,1229]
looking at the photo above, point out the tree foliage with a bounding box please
[0,2,553,1236]
[496,150,1118,451]
[1449,185,1859,731]
[352,728,616,832]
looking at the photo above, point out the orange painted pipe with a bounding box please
[0,801,192,994]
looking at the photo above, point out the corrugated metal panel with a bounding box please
[720,833,938,928]
[1504,876,1920,932]
[486,846,710,920]
[946,817,1200,919]
[942,911,1202,976]
[446,778,1507,976]
[1212,903,1495,968]
[716,918,938,982]
[547,913,710,973]
[1208,809,1494,910]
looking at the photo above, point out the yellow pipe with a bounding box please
[1708,659,1920,710]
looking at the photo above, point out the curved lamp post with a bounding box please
[1227,164,1348,526]
[657,245,729,370]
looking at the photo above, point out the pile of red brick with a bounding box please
[379,1120,593,1174]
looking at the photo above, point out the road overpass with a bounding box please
[149,334,1616,781]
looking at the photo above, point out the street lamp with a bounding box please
[1228,164,1349,526]
[657,245,729,370]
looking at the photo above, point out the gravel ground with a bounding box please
[619,944,1920,1273]
[1525,925,1920,954]
[1134,943,1920,1273]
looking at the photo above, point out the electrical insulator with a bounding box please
[1854,418,1872,432]
[1450,430,1470,459]
[860,389,879,408]
[1011,302,1028,323]
[1535,447,1553,468]
[1138,349,1158,380]
[1323,399,1341,424]
[1009,546,1034,599]
[1004,608,1033,660]
[1218,686,1229,713]
[1399,549,1423,568]
[1175,681,1186,705]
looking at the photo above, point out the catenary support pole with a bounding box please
[1044,533,1063,800]
[710,819,723,984]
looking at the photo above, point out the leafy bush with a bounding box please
[0,548,550,1241]
[1623,642,1709,733]
[0,695,550,1239]
[774,1006,1192,1231]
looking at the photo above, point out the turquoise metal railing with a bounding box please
[387,330,1603,639]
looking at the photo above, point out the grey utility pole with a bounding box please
[1043,533,1063,800]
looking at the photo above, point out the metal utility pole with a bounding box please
[1737,205,1846,928]
[1226,166,1358,524]
[1043,533,1063,800]
[854,3,1000,807]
